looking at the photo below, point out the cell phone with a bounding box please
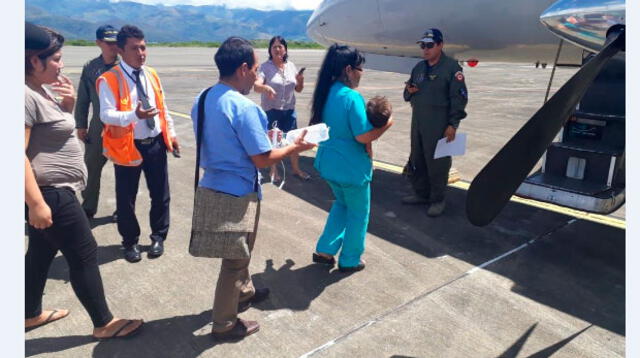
[298,67,306,75]
[172,148,181,158]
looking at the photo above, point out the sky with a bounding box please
[111,0,323,11]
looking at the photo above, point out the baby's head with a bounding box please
[366,96,392,128]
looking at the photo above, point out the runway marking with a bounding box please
[370,159,625,230]
[169,109,625,230]
[169,110,191,120]
[299,220,577,358]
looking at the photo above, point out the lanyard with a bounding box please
[122,66,149,99]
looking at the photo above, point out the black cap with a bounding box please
[417,28,444,44]
[96,25,118,42]
[26,22,50,50]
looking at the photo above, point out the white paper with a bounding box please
[434,133,467,159]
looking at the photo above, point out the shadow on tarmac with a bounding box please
[250,259,350,311]
[26,310,222,357]
[272,157,625,335]
[498,323,592,358]
[27,258,353,357]
[47,245,124,282]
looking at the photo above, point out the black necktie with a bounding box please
[133,70,155,130]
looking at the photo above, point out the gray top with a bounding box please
[257,60,298,111]
[25,84,87,192]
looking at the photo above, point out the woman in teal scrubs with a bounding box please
[310,44,394,272]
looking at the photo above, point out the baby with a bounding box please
[366,96,392,128]
[364,96,392,158]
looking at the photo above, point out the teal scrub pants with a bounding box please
[315,180,370,267]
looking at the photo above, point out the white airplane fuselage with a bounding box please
[307,0,625,71]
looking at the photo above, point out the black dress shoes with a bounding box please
[123,244,142,263]
[211,318,260,342]
[148,240,164,258]
[238,288,270,313]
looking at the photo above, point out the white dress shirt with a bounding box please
[98,60,176,139]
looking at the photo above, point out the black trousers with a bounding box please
[114,134,170,247]
[25,186,113,328]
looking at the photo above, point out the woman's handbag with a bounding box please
[188,87,258,259]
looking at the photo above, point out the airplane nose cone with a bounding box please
[540,0,625,52]
[307,0,345,47]
[306,3,327,45]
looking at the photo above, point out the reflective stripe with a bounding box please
[98,65,173,165]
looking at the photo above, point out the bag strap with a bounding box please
[194,86,214,192]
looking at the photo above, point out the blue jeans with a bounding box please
[266,109,297,132]
[315,180,370,267]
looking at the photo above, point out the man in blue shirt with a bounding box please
[191,37,314,342]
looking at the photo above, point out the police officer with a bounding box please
[402,28,468,217]
[75,25,120,220]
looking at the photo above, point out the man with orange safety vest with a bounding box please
[97,25,179,263]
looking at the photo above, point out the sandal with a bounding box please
[93,319,144,340]
[25,309,70,332]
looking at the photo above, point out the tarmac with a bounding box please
[25,48,625,357]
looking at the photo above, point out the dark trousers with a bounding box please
[114,134,170,247]
[408,120,451,203]
[81,119,107,216]
[25,187,113,328]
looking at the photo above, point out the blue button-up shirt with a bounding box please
[191,83,272,199]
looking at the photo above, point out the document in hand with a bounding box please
[434,133,467,159]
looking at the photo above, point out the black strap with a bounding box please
[194,86,214,192]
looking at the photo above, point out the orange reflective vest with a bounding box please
[96,65,173,166]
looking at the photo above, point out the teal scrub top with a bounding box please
[314,82,374,186]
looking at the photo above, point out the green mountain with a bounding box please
[25,0,314,42]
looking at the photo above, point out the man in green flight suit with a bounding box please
[74,25,120,220]
[402,28,468,217]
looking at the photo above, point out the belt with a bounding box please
[135,134,161,145]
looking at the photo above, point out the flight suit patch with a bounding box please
[429,74,437,81]
[454,71,465,82]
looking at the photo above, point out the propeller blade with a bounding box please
[466,28,625,227]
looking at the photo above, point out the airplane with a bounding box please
[306,0,626,226]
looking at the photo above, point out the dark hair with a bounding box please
[268,35,288,63]
[117,25,144,49]
[214,37,255,78]
[25,27,64,76]
[366,96,392,128]
[310,44,365,125]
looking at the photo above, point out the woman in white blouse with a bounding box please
[254,36,309,181]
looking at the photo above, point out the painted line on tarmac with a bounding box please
[370,159,624,230]
[169,110,191,120]
[299,219,577,357]
[170,109,625,230]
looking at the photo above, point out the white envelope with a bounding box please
[434,133,467,159]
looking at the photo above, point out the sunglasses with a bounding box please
[420,42,436,49]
